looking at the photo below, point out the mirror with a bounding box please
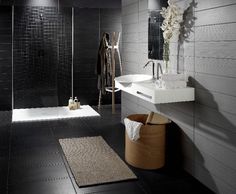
[148,0,167,60]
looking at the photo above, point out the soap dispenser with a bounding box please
[74,97,80,109]
[68,97,74,110]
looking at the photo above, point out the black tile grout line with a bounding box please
[8,176,70,187]
[49,119,78,194]
[9,161,65,171]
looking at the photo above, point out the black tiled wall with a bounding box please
[59,0,121,8]
[0,3,121,109]
[0,6,12,111]
[74,8,121,105]
[73,8,99,105]
[13,6,60,109]
[14,6,72,109]
[0,0,121,7]
[58,8,72,106]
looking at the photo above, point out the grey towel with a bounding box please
[96,32,112,94]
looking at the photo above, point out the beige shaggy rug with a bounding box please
[59,136,137,187]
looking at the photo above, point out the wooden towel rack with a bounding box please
[98,32,122,114]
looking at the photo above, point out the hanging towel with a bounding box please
[124,118,143,141]
[96,32,112,95]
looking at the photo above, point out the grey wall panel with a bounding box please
[195,4,236,26]
[195,42,236,59]
[194,23,236,42]
[122,0,138,7]
[196,0,236,11]
[195,58,236,78]
[166,102,194,116]
[195,104,236,132]
[122,23,139,34]
[122,13,139,24]
[182,134,194,159]
[122,2,139,15]
[195,73,236,97]
[195,88,236,114]
[196,146,236,190]
[160,104,194,131]
[195,118,236,154]
[195,132,236,171]
[194,162,235,194]
[121,0,236,193]
[123,33,139,43]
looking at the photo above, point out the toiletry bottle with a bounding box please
[68,97,74,110]
[74,97,80,109]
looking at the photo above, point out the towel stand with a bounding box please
[98,32,122,114]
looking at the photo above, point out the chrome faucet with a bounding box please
[156,62,163,80]
[143,60,163,80]
[143,60,155,80]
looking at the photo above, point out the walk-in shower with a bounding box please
[9,4,121,121]
[13,6,73,109]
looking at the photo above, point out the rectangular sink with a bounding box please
[115,81,195,104]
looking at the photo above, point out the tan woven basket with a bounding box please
[125,114,166,169]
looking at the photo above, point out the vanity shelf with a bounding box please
[115,81,195,104]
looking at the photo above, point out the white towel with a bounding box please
[124,118,143,141]
[162,80,187,89]
[162,73,185,81]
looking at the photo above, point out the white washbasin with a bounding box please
[115,74,152,84]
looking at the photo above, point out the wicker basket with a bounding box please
[125,114,166,169]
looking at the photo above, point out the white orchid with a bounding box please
[160,0,183,41]
[160,0,183,72]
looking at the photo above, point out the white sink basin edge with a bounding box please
[115,74,153,84]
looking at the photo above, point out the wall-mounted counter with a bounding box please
[115,75,195,104]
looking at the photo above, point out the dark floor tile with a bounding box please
[135,169,214,194]
[95,123,125,156]
[0,146,8,158]
[0,158,8,193]
[11,144,59,156]
[0,129,9,147]
[0,111,12,126]
[0,187,7,194]
[52,118,97,139]
[79,181,144,194]
[9,150,63,170]
[9,178,76,194]
[5,105,213,194]
[11,121,53,138]
[11,136,57,151]
[9,162,68,186]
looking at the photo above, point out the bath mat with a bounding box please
[59,136,137,187]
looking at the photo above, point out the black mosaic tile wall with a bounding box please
[0,5,121,109]
[0,6,12,111]
[73,8,121,105]
[58,8,72,106]
[13,7,72,109]
[13,6,59,109]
